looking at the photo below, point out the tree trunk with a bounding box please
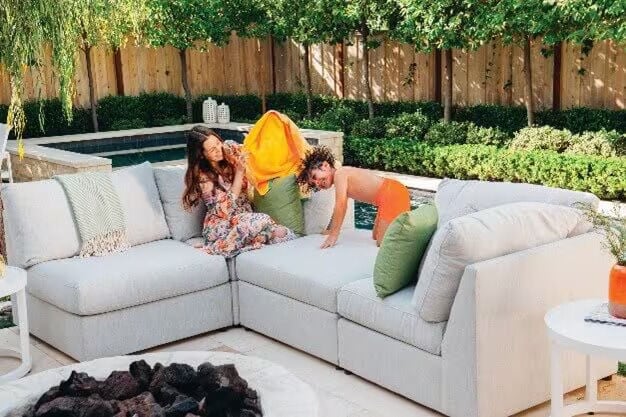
[179,48,193,122]
[304,43,313,118]
[523,37,535,126]
[361,26,374,119]
[258,39,267,114]
[443,48,453,123]
[84,45,99,132]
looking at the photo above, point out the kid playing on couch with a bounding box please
[297,146,410,248]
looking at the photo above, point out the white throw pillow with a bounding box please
[412,202,592,323]
[154,166,206,242]
[303,187,355,235]
[112,162,170,246]
[435,178,599,226]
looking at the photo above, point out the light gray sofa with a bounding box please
[1,162,616,417]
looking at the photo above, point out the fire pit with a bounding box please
[0,352,317,417]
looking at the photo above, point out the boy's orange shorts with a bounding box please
[374,178,411,225]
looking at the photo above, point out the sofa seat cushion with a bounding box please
[338,278,446,355]
[26,240,228,316]
[236,229,378,313]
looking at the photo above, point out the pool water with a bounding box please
[355,194,433,230]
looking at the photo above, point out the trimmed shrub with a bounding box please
[455,104,528,135]
[350,117,388,138]
[424,121,470,145]
[510,126,573,153]
[346,136,626,200]
[566,130,625,157]
[537,107,626,134]
[466,124,511,147]
[385,111,433,139]
[1,99,92,138]
[300,104,359,133]
[192,94,262,123]
[109,118,147,131]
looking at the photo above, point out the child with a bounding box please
[297,146,410,248]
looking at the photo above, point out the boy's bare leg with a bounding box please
[375,220,391,247]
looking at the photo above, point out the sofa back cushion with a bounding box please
[435,179,599,226]
[412,202,592,323]
[2,180,80,268]
[154,166,205,241]
[112,162,170,246]
[303,187,355,235]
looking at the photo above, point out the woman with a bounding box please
[183,126,295,258]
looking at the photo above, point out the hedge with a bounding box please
[346,136,626,200]
[2,92,625,139]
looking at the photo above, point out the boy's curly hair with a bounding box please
[297,146,336,186]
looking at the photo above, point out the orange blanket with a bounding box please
[243,110,312,195]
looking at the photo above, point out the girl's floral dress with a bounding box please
[201,175,296,258]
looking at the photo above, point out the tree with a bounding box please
[394,0,493,122]
[491,0,561,126]
[272,0,349,118]
[334,0,401,119]
[72,0,146,132]
[0,1,77,151]
[145,0,234,122]
[552,0,626,43]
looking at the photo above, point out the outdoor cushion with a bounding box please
[113,162,170,246]
[154,166,206,241]
[303,187,355,234]
[413,202,593,323]
[253,175,305,236]
[435,178,600,226]
[26,239,228,316]
[1,179,80,268]
[236,229,378,312]
[338,278,446,355]
[374,203,438,298]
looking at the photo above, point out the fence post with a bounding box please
[114,48,125,96]
[552,42,562,111]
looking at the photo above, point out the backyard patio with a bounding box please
[1,1,625,416]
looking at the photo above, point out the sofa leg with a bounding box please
[335,365,343,371]
[601,375,613,382]
[343,370,353,375]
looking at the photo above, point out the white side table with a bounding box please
[0,266,31,383]
[545,299,626,417]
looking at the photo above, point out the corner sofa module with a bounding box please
[236,229,378,363]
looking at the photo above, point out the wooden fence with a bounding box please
[0,35,624,110]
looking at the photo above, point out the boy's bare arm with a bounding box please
[321,170,348,248]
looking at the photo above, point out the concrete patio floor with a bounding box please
[0,326,623,417]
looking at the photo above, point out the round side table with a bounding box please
[545,299,626,417]
[0,266,31,383]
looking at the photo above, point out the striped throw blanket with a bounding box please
[55,172,130,257]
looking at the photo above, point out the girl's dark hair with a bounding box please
[297,146,335,185]
[182,126,233,210]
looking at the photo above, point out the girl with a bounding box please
[183,126,295,257]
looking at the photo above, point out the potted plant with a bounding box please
[579,203,626,318]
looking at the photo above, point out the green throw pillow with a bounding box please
[374,203,438,298]
[253,175,305,236]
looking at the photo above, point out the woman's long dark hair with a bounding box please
[183,126,234,210]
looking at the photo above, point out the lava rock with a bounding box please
[35,395,115,417]
[99,371,142,401]
[129,360,154,389]
[33,387,62,412]
[59,372,100,397]
[216,365,248,396]
[116,392,165,417]
[81,396,118,417]
[153,384,183,406]
[163,395,198,417]
[196,363,220,393]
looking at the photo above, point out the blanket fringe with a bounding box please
[79,229,130,258]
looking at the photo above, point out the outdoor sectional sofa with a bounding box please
[1,161,616,417]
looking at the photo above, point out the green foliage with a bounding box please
[374,101,442,121]
[466,124,511,147]
[510,126,573,152]
[385,111,433,139]
[109,118,148,131]
[350,117,388,138]
[537,107,626,134]
[566,130,625,157]
[577,202,626,266]
[306,104,360,133]
[455,104,528,134]
[346,136,626,200]
[424,121,470,145]
[193,94,262,122]
[554,0,626,43]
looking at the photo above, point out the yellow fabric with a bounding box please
[243,110,312,196]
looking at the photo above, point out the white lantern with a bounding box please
[202,98,218,123]
[217,103,230,124]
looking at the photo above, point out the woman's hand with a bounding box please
[223,144,247,173]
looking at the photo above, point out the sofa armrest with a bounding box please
[303,188,355,234]
[441,232,615,417]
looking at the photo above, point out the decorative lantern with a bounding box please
[202,98,218,123]
[217,103,230,124]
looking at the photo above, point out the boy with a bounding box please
[297,146,410,248]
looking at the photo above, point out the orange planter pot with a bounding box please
[609,264,626,319]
